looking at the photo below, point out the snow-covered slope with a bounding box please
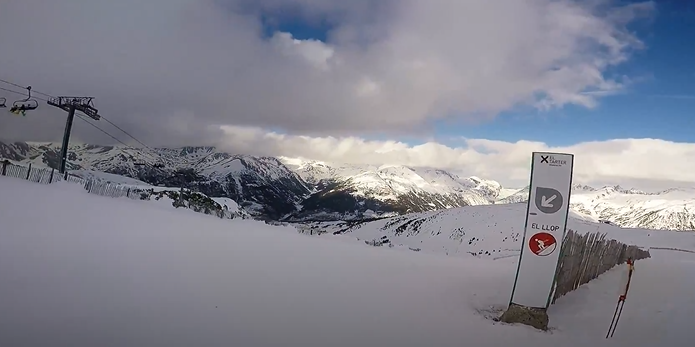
[298,203,695,258]
[571,186,695,231]
[69,169,151,186]
[497,185,530,204]
[2,175,694,346]
[210,197,252,219]
[282,157,504,200]
[279,157,375,186]
[497,187,520,200]
[499,184,695,231]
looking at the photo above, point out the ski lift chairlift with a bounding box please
[9,86,39,114]
[0,97,6,108]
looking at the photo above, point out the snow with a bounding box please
[303,204,695,260]
[1,175,694,346]
[568,186,695,230]
[225,158,245,173]
[210,196,246,216]
[280,156,506,203]
[69,169,151,186]
[498,187,521,199]
[498,185,695,231]
[571,186,695,211]
[279,156,377,184]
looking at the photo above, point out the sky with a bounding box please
[0,0,694,189]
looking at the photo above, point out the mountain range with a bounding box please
[1,140,694,231]
[280,157,515,220]
[499,184,695,231]
[0,141,510,221]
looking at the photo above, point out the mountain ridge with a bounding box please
[3,140,695,230]
[1,140,510,221]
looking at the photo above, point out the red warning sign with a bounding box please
[529,232,557,256]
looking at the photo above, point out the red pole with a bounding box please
[607,257,634,338]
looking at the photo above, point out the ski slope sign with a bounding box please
[510,152,574,309]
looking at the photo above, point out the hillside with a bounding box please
[500,184,695,231]
[297,204,695,258]
[2,174,694,346]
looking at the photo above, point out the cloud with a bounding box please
[218,125,695,191]
[0,0,653,145]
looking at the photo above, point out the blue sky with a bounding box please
[263,1,695,147]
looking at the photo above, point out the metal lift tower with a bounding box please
[47,97,99,176]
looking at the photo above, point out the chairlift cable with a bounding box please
[1,77,169,168]
[0,86,49,101]
[75,115,152,165]
[98,114,170,167]
[0,78,54,98]
[75,112,166,168]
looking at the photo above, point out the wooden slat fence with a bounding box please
[551,228,650,304]
[1,161,57,184]
[1,160,149,200]
[0,161,242,220]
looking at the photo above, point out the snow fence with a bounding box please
[0,160,243,219]
[500,228,650,330]
[551,228,650,304]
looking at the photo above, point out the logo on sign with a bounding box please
[539,155,567,167]
[529,232,557,256]
[534,187,563,214]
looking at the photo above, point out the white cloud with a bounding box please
[218,125,695,191]
[270,32,335,70]
[1,0,672,190]
[0,0,653,145]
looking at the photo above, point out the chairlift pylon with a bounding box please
[0,97,6,108]
[9,86,39,116]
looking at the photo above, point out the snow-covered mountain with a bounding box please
[279,157,374,186]
[1,141,511,221]
[497,184,597,204]
[4,140,695,230]
[0,141,311,220]
[279,157,506,220]
[498,184,695,231]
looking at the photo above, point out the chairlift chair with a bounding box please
[9,86,39,116]
[0,97,6,108]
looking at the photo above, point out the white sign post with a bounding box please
[509,152,574,309]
